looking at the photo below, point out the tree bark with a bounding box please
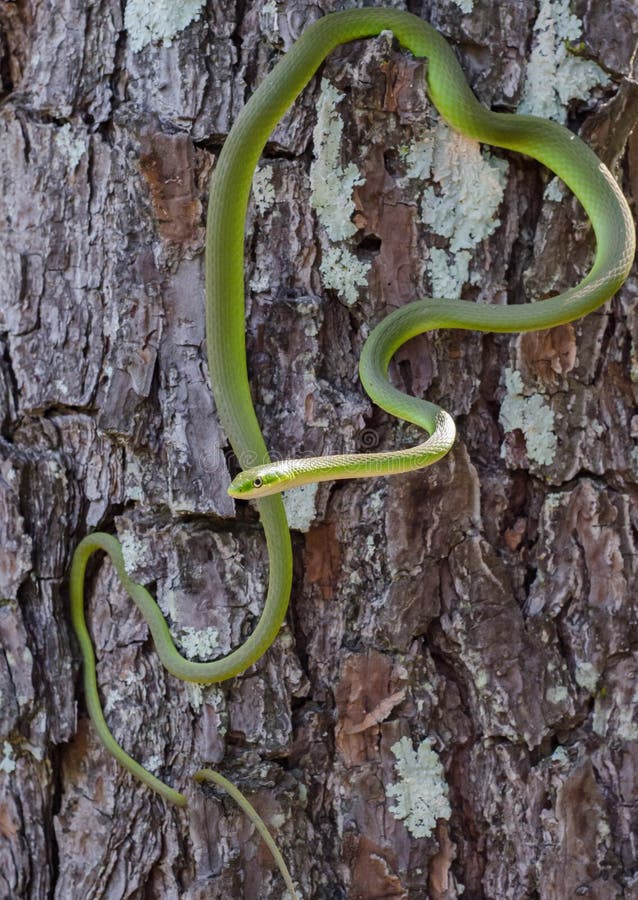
[1,1,637,898]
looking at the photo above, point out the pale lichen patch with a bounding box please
[319,245,370,306]
[145,754,164,774]
[519,0,609,122]
[282,483,319,532]
[544,178,567,203]
[0,742,16,775]
[125,0,206,52]
[54,124,87,170]
[500,367,557,466]
[398,138,434,182]
[451,0,474,12]
[187,682,205,712]
[551,745,570,765]
[175,625,220,660]
[386,735,451,838]
[253,166,276,216]
[593,683,638,740]
[546,684,569,705]
[428,247,471,299]
[575,661,600,694]
[118,529,144,572]
[420,121,508,256]
[310,79,364,242]
[259,0,280,36]
[310,78,370,305]
[402,119,507,297]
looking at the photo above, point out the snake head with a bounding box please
[228,465,284,499]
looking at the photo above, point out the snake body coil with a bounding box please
[70,6,634,882]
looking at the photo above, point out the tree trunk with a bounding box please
[1,1,637,898]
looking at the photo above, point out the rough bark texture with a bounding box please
[1,1,637,898]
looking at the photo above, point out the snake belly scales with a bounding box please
[69,6,635,893]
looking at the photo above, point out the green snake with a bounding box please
[70,7,634,893]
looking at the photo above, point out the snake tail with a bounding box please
[195,769,299,898]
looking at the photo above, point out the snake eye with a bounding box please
[253,476,263,489]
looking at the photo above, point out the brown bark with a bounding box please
[1,1,637,898]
